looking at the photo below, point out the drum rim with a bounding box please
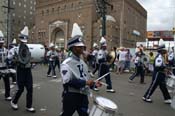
[93,101,117,114]
[166,77,175,88]
[94,96,118,112]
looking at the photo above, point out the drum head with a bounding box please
[95,96,117,110]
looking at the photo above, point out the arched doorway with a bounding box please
[51,28,65,49]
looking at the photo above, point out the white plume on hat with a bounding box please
[49,43,54,48]
[93,43,98,48]
[0,30,4,43]
[67,23,85,49]
[12,38,17,44]
[100,37,107,46]
[55,45,58,49]
[158,38,165,46]
[71,23,83,38]
[0,30,4,38]
[21,26,29,36]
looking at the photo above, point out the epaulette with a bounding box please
[62,57,72,64]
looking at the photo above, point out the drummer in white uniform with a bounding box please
[0,30,12,101]
[60,23,101,116]
[142,44,172,104]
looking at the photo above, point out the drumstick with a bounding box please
[95,72,110,82]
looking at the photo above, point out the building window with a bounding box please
[52,8,54,13]
[19,2,21,7]
[12,19,15,23]
[13,1,15,5]
[57,7,60,12]
[71,3,74,8]
[47,9,49,15]
[30,11,33,15]
[18,20,21,24]
[42,10,44,16]
[24,4,26,8]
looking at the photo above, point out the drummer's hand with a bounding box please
[86,80,94,87]
[95,81,102,87]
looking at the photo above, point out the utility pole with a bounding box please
[119,0,124,47]
[95,0,113,37]
[2,0,14,47]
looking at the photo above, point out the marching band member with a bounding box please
[55,46,61,71]
[128,49,145,84]
[90,43,99,77]
[60,23,101,116]
[10,26,35,112]
[168,47,175,74]
[142,44,171,104]
[0,30,11,101]
[46,43,57,78]
[6,44,17,84]
[95,37,115,92]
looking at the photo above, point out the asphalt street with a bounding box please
[0,65,175,116]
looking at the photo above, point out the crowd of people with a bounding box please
[0,23,174,116]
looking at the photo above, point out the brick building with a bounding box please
[0,0,7,38]
[34,0,147,49]
[10,0,36,42]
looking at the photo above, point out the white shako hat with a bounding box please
[100,37,107,46]
[157,44,167,52]
[0,30,5,43]
[67,23,85,49]
[19,26,29,43]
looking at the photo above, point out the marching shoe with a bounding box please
[128,79,133,83]
[142,97,152,103]
[12,82,16,84]
[26,107,36,113]
[106,89,115,93]
[142,97,146,101]
[52,75,57,78]
[47,74,51,77]
[11,101,18,110]
[5,96,12,101]
[164,99,172,104]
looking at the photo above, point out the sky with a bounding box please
[137,0,175,31]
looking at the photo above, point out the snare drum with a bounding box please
[89,96,118,116]
[166,75,175,88]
